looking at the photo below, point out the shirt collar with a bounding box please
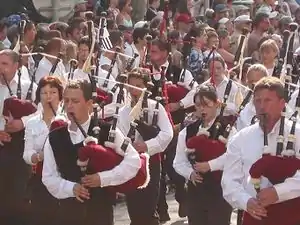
[68,116,91,134]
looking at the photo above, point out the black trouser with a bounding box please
[57,188,114,225]
[28,175,59,225]
[157,136,186,216]
[0,150,31,225]
[187,175,232,225]
[126,160,161,225]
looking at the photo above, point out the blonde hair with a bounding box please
[259,39,279,55]
[254,76,284,99]
[247,64,269,78]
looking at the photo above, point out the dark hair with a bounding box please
[78,36,91,49]
[207,55,226,68]
[118,0,130,12]
[194,83,218,103]
[66,80,92,101]
[35,76,64,103]
[109,30,123,47]
[152,38,170,52]
[128,68,151,85]
[253,13,269,28]
[44,37,65,53]
[133,27,149,44]
[254,76,284,99]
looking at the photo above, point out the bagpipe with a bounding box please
[243,111,300,225]
[73,73,150,194]
[67,59,78,80]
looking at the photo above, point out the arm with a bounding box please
[23,124,37,165]
[221,134,252,210]
[217,48,234,64]
[98,128,141,187]
[145,103,174,155]
[173,128,193,180]
[180,70,198,109]
[42,139,76,199]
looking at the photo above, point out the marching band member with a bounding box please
[42,79,141,225]
[173,84,235,225]
[117,68,173,225]
[236,64,268,131]
[23,76,63,225]
[72,36,90,80]
[0,49,37,225]
[222,76,300,224]
[203,55,242,116]
[35,37,66,83]
[259,39,279,76]
[124,26,149,68]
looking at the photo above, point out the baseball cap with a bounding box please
[214,4,230,13]
[134,21,148,29]
[218,17,230,24]
[175,13,193,24]
[234,15,252,23]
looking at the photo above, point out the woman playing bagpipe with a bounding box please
[117,68,173,225]
[221,76,300,225]
[42,79,141,225]
[173,83,235,225]
[0,49,37,225]
[23,76,63,225]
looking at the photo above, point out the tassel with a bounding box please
[129,88,146,121]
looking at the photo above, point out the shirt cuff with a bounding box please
[273,183,288,202]
[208,158,220,172]
[145,139,163,156]
[98,171,112,187]
[63,181,76,198]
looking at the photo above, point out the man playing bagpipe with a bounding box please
[222,76,300,225]
[173,83,235,225]
[117,68,173,225]
[0,49,37,225]
[42,79,141,225]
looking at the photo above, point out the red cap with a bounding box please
[175,13,193,24]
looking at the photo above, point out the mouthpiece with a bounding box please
[145,35,152,42]
[100,11,107,17]
[85,11,94,21]
[115,46,121,52]
[69,59,78,67]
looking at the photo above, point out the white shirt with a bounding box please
[236,100,256,131]
[117,99,173,156]
[0,75,37,130]
[99,55,119,79]
[124,43,143,68]
[35,57,66,83]
[173,118,236,180]
[23,113,50,165]
[42,117,141,199]
[222,120,300,211]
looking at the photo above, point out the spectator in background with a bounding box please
[0,19,8,50]
[216,17,234,35]
[173,13,194,38]
[116,0,133,28]
[146,0,160,21]
[108,0,120,20]
[66,18,85,44]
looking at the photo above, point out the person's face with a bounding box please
[0,26,7,41]
[127,77,146,99]
[260,18,270,32]
[0,54,18,82]
[209,60,225,78]
[125,0,133,13]
[246,71,265,88]
[253,89,285,123]
[208,37,219,49]
[152,0,160,9]
[260,47,277,64]
[78,43,89,62]
[221,36,230,50]
[71,28,83,43]
[40,84,61,110]
[63,88,92,123]
[218,11,229,19]
[226,21,234,34]
[124,30,133,44]
[25,25,37,45]
[196,31,207,47]
[194,95,218,121]
[150,45,168,64]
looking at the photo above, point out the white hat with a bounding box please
[218,17,230,24]
[134,21,148,29]
[234,15,252,23]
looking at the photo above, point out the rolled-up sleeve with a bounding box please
[145,103,173,155]
[221,135,252,211]
[23,126,36,165]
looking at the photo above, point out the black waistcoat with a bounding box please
[49,121,111,183]
[165,65,182,84]
[185,119,202,142]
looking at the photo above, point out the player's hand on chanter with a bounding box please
[73,183,90,203]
